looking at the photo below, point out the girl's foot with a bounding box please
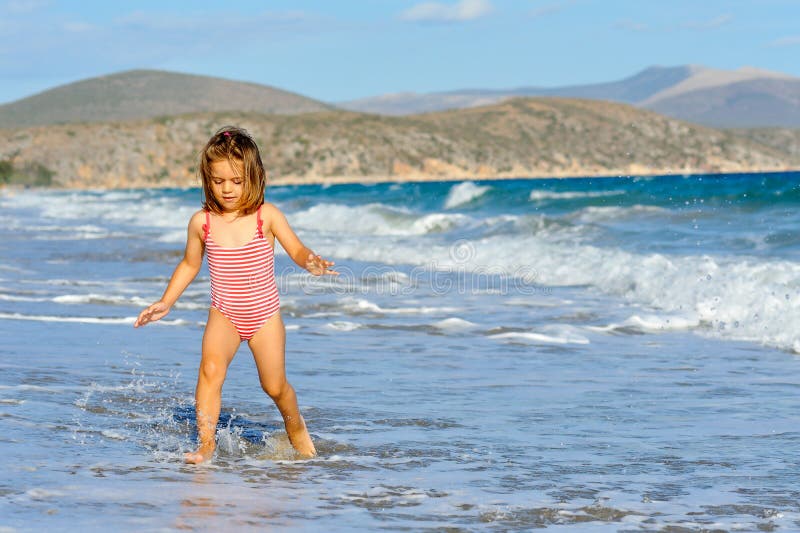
[184,444,215,464]
[287,416,316,458]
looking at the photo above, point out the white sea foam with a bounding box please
[291,202,469,236]
[5,189,197,232]
[48,292,207,310]
[25,488,64,500]
[53,293,149,306]
[410,212,467,234]
[0,312,189,326]
[0,294,49,302]
[490,325,590,345]
[0,263,27,273]
[330,231,800,352]
[589,313,701,334]
[0,399,25,405]
[444,181,491,209]
[432,317,479,332]
[325,321,362,332]
[570,204,669,223]
[337,297,458,315]
[157,230,187,243]
[30,278,106,287]
[529,189,625,201]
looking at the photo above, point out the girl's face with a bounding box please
[209,159,244,212]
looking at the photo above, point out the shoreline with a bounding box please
[267,166,800,187]
[2,166,799,191]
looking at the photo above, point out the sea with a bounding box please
[2,172,800,531]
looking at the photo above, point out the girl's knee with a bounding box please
[199,359,227,386]
[261,378,289,400]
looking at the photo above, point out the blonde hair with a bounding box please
[199,126,266,215]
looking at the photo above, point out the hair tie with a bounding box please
[223,131,231,137]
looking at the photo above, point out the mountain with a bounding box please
[0,70,331,128]
[648,78,800,128]
[339,66,695,115]
[1,97,796,188]
[339,65,800,128]
[5,65,795,129]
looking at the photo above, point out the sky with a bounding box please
[1,0,799,105]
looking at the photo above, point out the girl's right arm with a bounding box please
[134,211,206,328]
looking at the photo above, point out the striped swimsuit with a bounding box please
[203,206,280,341]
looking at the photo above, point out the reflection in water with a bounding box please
[175,470,217,530]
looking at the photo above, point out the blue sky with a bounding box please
[1,0,799,105]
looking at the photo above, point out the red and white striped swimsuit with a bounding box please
[203,206,280,341]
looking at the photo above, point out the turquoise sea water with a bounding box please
[2,172,800,531]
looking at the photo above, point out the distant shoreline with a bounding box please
[268,167,800,187]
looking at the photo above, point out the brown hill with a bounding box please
[0,70,330,129]
[1,97,798,188]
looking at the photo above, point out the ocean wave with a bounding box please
[337,297,458,315]
[489,325,590,345]
[444,181,491,209]
[0,293,49,302]
[0,312,190,326]
[587,313,701,334]
[569,205,670,223]
[329,233,800,353]
[291,203,470,236]
[22,293,207,310]
[529,189,625,201]
[53,293,151,306]
[432,317,479,332]
[4,189,196,231]
[324,321,363,332]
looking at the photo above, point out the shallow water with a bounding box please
[3,174,800,531]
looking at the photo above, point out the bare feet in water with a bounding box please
[184,444,215,464]
[184,418,315,463]
[287,416,316,458]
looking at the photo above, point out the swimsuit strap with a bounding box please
[202,210,210,242]
[256,204,264,238]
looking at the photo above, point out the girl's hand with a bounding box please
[134,301,171,328]
[305,252,338,276]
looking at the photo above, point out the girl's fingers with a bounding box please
[135,303,166,327]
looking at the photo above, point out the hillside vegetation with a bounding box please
[0,70,330,129]
[1,97,798,188]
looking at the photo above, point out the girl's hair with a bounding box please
[199,126,266,215]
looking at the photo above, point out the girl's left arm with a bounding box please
[263,203,337,276]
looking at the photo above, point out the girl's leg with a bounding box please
[248,312,316,458]
[185,307,241,464]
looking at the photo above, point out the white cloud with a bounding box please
[529,4,563,19]
[2,0,49,14]
[615,19,649,32]
[769,35,800,47]
[400,0,493,22]
[682,14,733,30]
[113,9,311,32]
[63,21,94,33]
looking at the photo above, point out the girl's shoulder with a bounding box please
[189,209,207,225]
[188,209,207,236]
[260,202,285,219]
[259,202,289,234]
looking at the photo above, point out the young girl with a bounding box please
[134,127,336,464]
